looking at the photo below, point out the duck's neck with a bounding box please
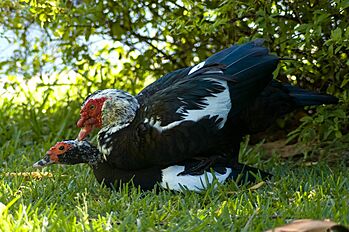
[79,143,103,166]
[101,93,139,128]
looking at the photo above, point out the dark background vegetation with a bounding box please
[0,0,348,161]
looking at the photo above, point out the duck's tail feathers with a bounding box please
[283,84,339,106]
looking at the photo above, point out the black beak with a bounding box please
[33,154,55,168]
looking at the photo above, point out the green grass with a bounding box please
[1,97,349,231]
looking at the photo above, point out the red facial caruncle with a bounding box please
[77,97,108,140]
[47,142,73,163]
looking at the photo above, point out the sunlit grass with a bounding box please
[1,153,349,231]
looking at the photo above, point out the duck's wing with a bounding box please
[136,39,277,104]
[127,65,234,166]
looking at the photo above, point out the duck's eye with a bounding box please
[89,104,95,110]
[58,146,65,151]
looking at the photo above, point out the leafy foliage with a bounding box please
[288,104,349,157]
[1,0,348,91]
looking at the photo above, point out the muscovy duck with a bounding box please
[33,140,270,192]
[76,40,338,170]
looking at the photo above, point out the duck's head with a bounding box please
[76,89,139,140]
[33,140,101,167]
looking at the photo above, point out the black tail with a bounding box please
[282,83,339,106]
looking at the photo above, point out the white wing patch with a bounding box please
[147,79,231,132]
[184,79,230,129]
[175,105,186,114]
[188,61,205,75]
[160,165,232,192]
[160,121,183,131]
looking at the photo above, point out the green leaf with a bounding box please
[340,78,349,88]
[335,45,342,54]
[328,45,333,56]
[85,27,91,41]
[331,28,342,42]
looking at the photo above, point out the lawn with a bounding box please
[1,98,348,231]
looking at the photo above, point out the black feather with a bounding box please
[282,83,339,106]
